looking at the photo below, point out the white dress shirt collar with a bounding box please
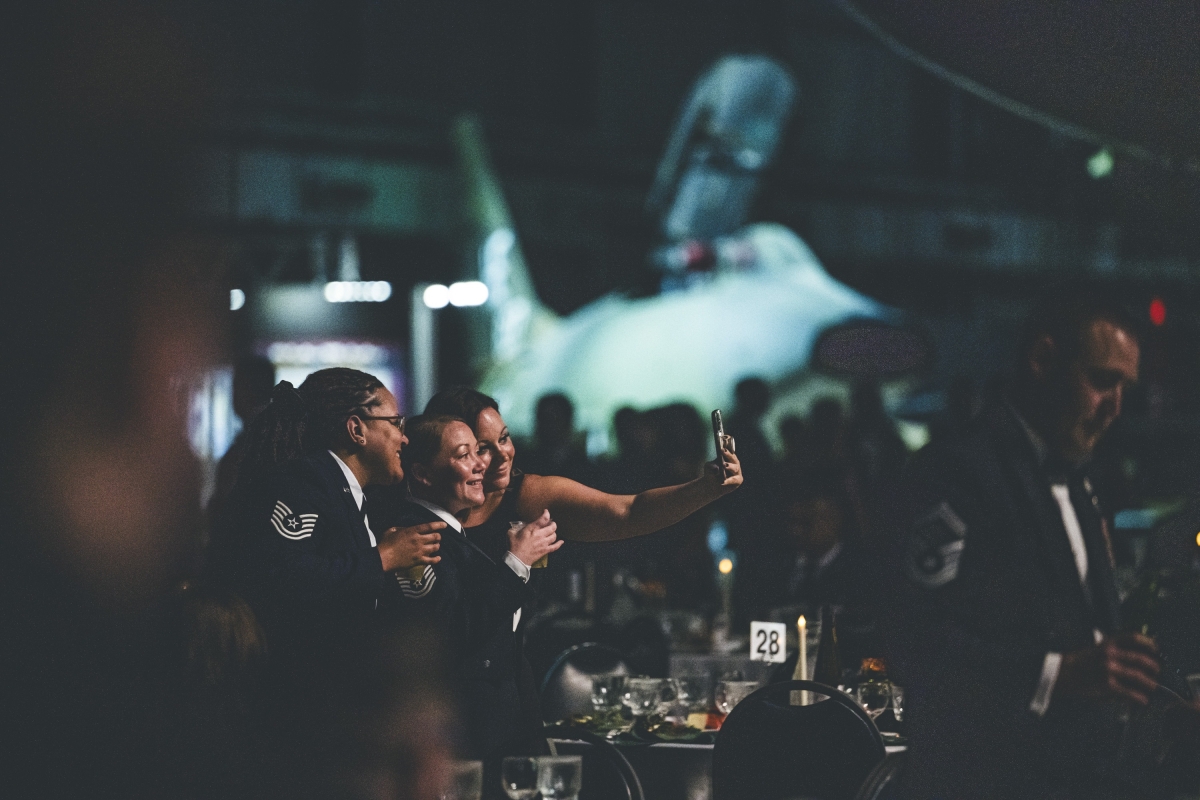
[328,451,365,510]
[409,498,465,533]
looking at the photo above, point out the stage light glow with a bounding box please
[449,280,489,307]
[423,284,450,309]
[324,281,392,303]
[230,288,245,311]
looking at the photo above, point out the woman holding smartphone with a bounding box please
[423,387,742,559]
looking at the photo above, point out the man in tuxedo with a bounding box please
[369,415,561,760]
[884,289,1163,799]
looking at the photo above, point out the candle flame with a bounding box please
[798,615,806,627]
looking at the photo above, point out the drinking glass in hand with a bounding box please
[537,755,583,800]
[623,677,663,717]
[591,673,625,710]
[714,680,759,715]
[501,757,538,800]
[889,684,905,722]
[855,680,891,720]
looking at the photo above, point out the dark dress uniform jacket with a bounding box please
[368,490,536,759]
[884,402,1123,800]
[236,451,386,694]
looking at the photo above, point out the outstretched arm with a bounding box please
[516,447,742,542]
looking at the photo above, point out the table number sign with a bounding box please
[749,621,787,663]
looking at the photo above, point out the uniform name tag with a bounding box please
[750,621,787,663]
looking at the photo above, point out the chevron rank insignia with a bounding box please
[271,500,318,540]
[396,565,436,598]
[906,501,967,589]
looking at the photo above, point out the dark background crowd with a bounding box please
[6,2,1200,799]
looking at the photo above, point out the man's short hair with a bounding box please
[1017,285,1142,370]
[401,414,468,472]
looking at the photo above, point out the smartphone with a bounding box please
[711,409,727,480]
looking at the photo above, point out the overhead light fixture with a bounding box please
[324,281,392,303]
[448,281,489,307]
[422,281,489,309]
[230,288,246,311]
[422,284,450,309]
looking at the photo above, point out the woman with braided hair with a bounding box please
[228,368,444,688]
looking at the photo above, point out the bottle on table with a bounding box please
[812,604,842,690]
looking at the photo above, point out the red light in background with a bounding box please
[1149,297,1166,326]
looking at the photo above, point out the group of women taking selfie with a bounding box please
[221,367,742,769]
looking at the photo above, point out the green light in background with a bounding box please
[1088,147,1114,179]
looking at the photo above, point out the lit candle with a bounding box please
[794,616,808,704]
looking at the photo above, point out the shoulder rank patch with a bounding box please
[906,501,967,589]
[395,565,437,599]
[271,500,318,540]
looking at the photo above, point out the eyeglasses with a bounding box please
[358,414,406,432]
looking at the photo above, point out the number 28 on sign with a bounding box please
[749,621,787,663]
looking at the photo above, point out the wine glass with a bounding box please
[537,755,583,800]
[622,677,663,718]
[889,684,905,722]
[675,675,711,713]
[855,679,891,720]
[591,673,625,711]
[500,757,538,800]
[440,760,483,800]
[714,680,759,715]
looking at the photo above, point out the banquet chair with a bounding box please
[542,724,646,800]
[853,752,907,800]
[712,680,885,800]
[540,642,630,723]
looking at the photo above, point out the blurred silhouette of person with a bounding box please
[847,379,908,491]
[726,378,774,472]
[779,414,807,470]
[930,375,984,446]
[206,354,275,575]
[520,392,594,483]
[597,406,656,494]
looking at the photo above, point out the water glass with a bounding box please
[855,679,891,720]
[890,684,905,722]
[623,676,664,717]
[714,680,759,715]
[500,757,538,800]
[537,755,583,800]
[675,675,711,713]
[591,673,625,710]
[440,760,483,800]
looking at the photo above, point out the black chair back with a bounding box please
[542,725,645,800]
[539,642,629,723]
[853,752,907,800]
[712,680,885,800]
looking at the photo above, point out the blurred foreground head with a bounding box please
[4,1,219,609]
[1014,286,1141,465]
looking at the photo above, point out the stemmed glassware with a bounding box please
[889,684,905,722]
[537,755,583,800]
[714,680,759,715]
[622,677,665,718]
[500,757,538,800]
[855,679,892,720]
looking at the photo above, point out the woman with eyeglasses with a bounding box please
[229,368,445,680]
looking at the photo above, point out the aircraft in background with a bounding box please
[454,56,916,442]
